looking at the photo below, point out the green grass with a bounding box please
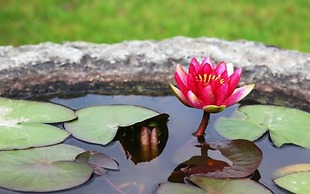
[0,0,309,52]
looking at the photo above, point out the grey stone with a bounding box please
[0,36,309,110]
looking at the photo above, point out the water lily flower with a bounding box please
[170,57,255,136]
[170,57,254,113]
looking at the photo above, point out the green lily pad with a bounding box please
[156,182,205,194]
[215,105,310,148]
[0,144,93,192]
[0,97,76,150]
[274,171,310,194]
[188,176,273,194]
[64,105,161,145]
[157,176,272,194]
[275,163,310,177]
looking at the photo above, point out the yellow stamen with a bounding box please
[196,74,225,85]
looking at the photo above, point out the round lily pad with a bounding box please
[156,182,205,194]
[0,97,76,150]
[275,163,310,177]
[0,144,93,192]
[0,97,76,123]
[189,176,273,194]
[274,171,310,194]
[64,105,160,145]
[0,123,70,150]
[157,176,272,194]
[215,105,310,148]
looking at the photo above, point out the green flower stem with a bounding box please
[194,111,210,137]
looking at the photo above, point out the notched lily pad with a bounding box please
[0,98,76,150]
[64,105,164,145]
[0,144,93,192]
[215,105,310,148]
[169,139,262,182]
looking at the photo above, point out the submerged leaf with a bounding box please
[0,144,93,192]
[64,105,162,145]
[215,105,310,148]
[169,139,262,182]
[274,171,310,194]
[0,98,76,150]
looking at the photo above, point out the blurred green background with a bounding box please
[0,0,309,52]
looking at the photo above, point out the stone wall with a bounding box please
[0,37,309,110]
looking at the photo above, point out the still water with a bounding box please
[1,94,309,194]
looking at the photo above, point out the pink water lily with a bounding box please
[170,57,255,113]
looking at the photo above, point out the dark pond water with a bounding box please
[1,94,309,194]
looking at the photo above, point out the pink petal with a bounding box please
[190,57,201,72]
[201,57,215,68]
[170,84,191,107]
[227,68,242,95]
[175,72,188,95]
[187,90,203,109]
[220,69,228,81]
[230,67,242,78]
[175,64,188,86]
[186,74,198,94]
[215,62,227,75]
[189,63,197,75]
[200,85,215,106]
[199,62,212,75]
[223,84,255,107]
[214,83,230,105]
[197,78,206,95]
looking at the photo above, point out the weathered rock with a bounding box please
[0,37,309,110]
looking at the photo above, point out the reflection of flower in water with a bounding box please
[170,56,254,136]
[117,114,169,164]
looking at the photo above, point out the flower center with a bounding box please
[196,74,224,86]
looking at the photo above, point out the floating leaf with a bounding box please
[188,176,273,194]
[156,182,205,194]
[0,123,70,150]
[274,171,310,194]
[169,139,262,182]
[76,151,119,176]
[64,105,161,145]
[215,105,310,148]
[0,144,93,192]
[275,163,310,177]
[0,97,76,150]
[157,176,272,194]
